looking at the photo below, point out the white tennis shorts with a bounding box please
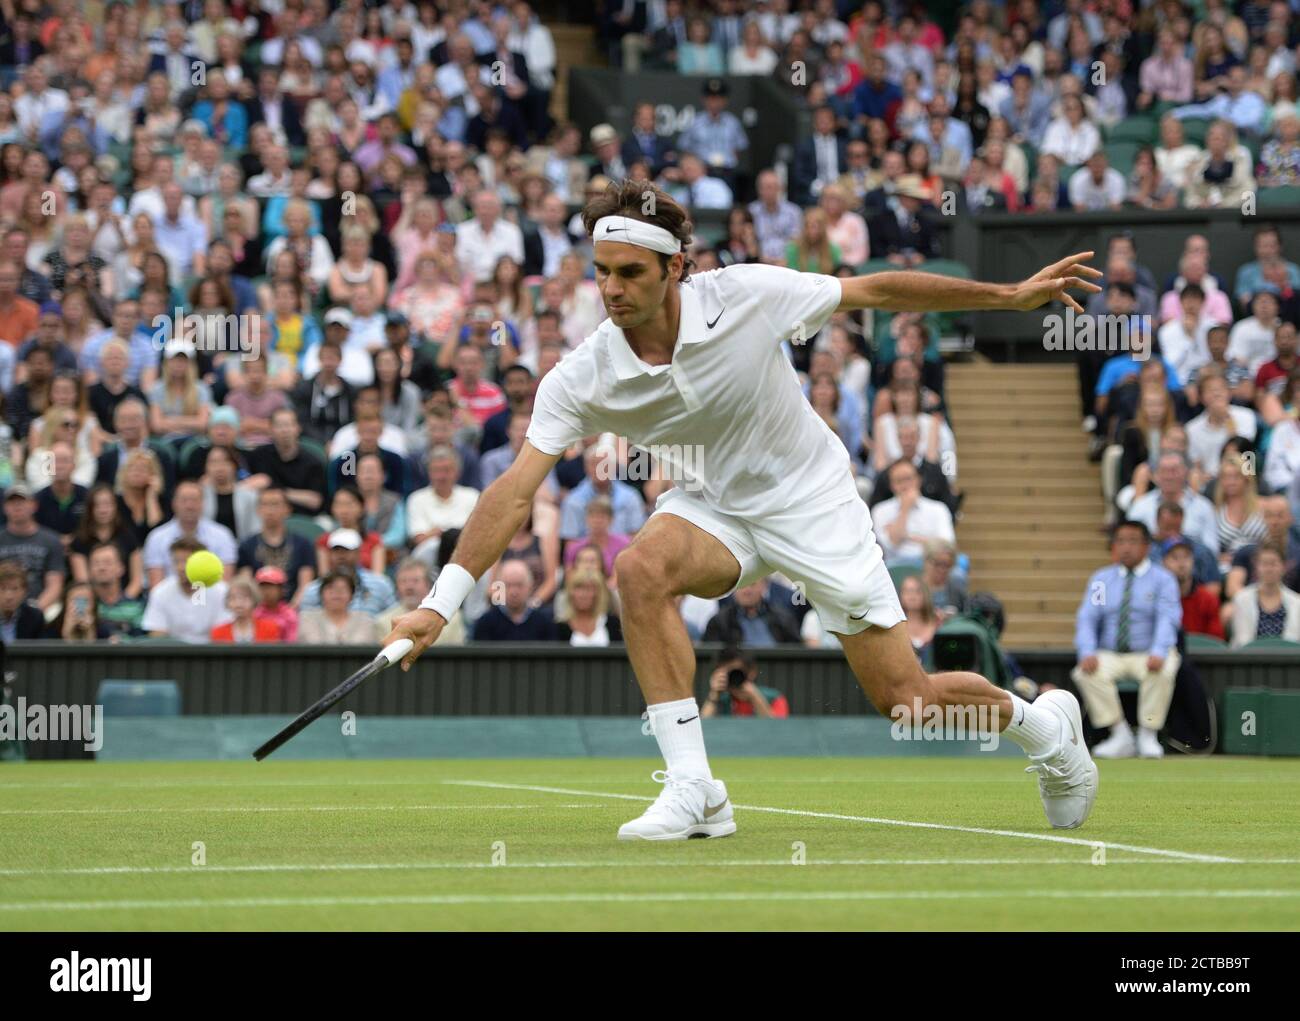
[650,483,905,635]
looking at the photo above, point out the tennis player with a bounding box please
[385,181,1102,840]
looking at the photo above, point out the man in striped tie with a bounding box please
[1073,520,1184,759]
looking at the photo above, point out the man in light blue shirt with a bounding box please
[560,446,646,542]
[1173,68,1267,135]
[676,78,748,172]
[1073,519,1183,760]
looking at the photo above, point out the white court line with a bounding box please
[445,780,1242,864]
[0,803,598,816]
[1,775,1292,791]
[2,889,1298,913]
[2,858,1299,878]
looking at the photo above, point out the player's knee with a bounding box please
[614,546,674,604]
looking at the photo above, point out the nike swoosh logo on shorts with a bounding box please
[703,800,727,818]
[677,715,699,724]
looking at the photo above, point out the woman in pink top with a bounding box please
[563,496,631,576]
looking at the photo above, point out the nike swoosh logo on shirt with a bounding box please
[703,800,727,818]
[706,308,725,329]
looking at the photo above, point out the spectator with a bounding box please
[871,459,956,568]
[140,537,232,643]
[922,539,968,620]
[1224,495,1300,607]
[1229,541,1300,646]
[555,566,623,645]
[406,445,480,564]
[142,480,238,588]
[0,259,38,347]
[292,339,355,446]
[748,169,803,263]
[148,342,211,444]
[224,354,289,448]
[298,570,383,644]
[677,79,746,174]
[32,440,87,534]
[899,574,939,665]
[1154,114,1202,193]
[703,576,801,646]
[1183,120,1256,210]
[298,528,395,616]
[58,577,110,640]
[1072,521,1182,760]
[69,483,143,596]
[471,558,557,640]
[559,444,646,545]
[1234,224,1300,309]
[211,578,281,643]
[0,483,64,613]
[1128,451,1220,554]
[700,646,788,717]
[377,556,466,644]
[252,566,299,643]
[1160,537,1224,641]
[1185,372,1258,479]
[236,487,316,603]
[563,495,631,576]
[201,444,260,541]
[1068,151,1125,211]
[245,408,326,518]
[86,541,145,640]
[0,558,46,639]
[317,485,386,577]
[1228,291,1284,375]
[455,189,525,284]
[867,176,941,266]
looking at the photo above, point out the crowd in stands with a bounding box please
[0,0,1297,670]
[1080,222,1300,654]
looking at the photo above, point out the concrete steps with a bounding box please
[946,361,1106,648]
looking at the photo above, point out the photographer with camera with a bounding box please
[700,647,789,719]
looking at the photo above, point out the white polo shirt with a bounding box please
[525,264,850,519]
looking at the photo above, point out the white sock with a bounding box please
[646,697,712,780]
[1113,718,1134,739]
[1002,694,1061,757]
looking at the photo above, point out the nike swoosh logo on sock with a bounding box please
[677,715,699,724]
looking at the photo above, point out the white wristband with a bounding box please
[418,563,476,621]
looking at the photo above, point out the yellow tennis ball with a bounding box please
[185,550,224,587]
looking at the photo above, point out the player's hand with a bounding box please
[1009,251,1103,313]
[1078,655,1099,674]
[385,608,446,671]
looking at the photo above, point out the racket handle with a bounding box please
[380,638,414,666]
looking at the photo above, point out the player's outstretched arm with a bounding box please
[383,440,561,670]
[836,251,1102,314]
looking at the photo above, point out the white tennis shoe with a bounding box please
[1025,690,1099,830]
[617,770,736,841]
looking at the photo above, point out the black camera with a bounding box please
[726,667,748,688]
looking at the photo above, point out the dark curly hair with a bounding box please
[581,179,697,283]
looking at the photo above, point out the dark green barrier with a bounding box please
[5,643,1299,759]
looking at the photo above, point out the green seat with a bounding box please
[1106,118,1157,145]
[1105,141,1142,176]
[1240,637,1300,651]
[1256,186,1300,209]
[285,515,326,542]
[298,437,328,468]
[888,563,922,593]
[1186,633,1228,649]
[1178,118,1213,147]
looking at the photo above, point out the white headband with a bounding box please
[592,215,682,255]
